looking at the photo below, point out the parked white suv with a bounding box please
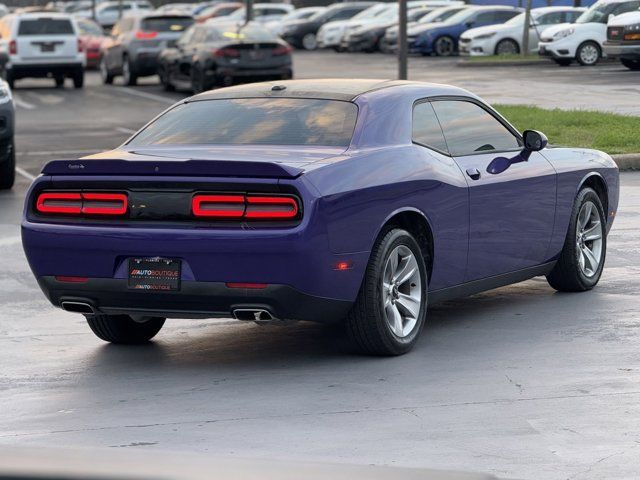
[460,6,584,56]
[0,13,85,89]
[538,0,640,66]
[604,10,640,69]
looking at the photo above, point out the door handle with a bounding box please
[466,168,481,180]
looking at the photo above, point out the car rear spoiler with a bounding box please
[41,159,304,179]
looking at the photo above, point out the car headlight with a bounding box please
[0,80,11,104]
[553,28,574,39]
[624,23,640,40]
[473,32,496,40]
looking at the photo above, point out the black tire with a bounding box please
[0,139,15,190]
[495,38,519,55]
[100,56,114,85]
[554,58,572,67]
[122,55,137,86]
[72,68,84,89]
[433,35,456,57]
[621,58,640,70]
[345,228,428,356]
[190,64,207,93]
[3,69,14,89]
[546,187,607,292]
[158,64,175,91]
[54,74,64,88]
[576,41,600,66]
[86,314,165,344]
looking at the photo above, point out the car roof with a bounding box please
[533,5,585,11]
[11,11,76,19]
[192,78,471,102]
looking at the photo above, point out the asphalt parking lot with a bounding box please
[2,52,640,480]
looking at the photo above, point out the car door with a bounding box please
[431,98,557,282]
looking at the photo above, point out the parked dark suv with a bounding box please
[100,13,193,85]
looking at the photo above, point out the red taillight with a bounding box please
[225,282,268,289]
[55,276,89,283]
[135,30,158,40]
[272,45,292,56]
[81,193,128,215]
[9,40,17,55]
[214,47,240,58]
[244,196,298,219]
[191,194,299,220]
[77,38,84,53]
[192,194,245,217]
[36,192,82,214]
[36,192,128,216]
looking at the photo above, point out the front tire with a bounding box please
[301,33,317,51]
[86,314,165,344]
[495,38,519,55]
[100,56,114,84]
[546,187,606,292]
[433,35,456,56]
[345,228,427,356]
[576,41,600,66]
[72,68,84,89]
[122,55,137,86]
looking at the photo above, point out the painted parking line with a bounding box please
[15,167,36,181]
[12,95,36,110]
[118,87,178,105]
[115,127,137,134]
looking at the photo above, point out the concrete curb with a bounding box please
[456,59,551,68]
[612,154,640,171]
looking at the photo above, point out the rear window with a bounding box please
[18,18,74,35]
[217,24,277,42]
[141,16,193,32]
[128,98,358,147]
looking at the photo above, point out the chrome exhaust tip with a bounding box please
[60,301,95,315]
[232,308,277,324]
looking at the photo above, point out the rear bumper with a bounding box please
[38,276,352,323]
[603,42,640,59]
[8,63,83,78]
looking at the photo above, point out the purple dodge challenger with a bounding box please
[21,79,619,355]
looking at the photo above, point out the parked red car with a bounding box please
[77,18,105,69]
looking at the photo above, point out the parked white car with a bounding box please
[604,10,640,69]
[0,12,85,89]
[538,0,640,66]
[460,6,584,56]
[265,6,325,36]
[75,1,153,27]
[212,3,295,25]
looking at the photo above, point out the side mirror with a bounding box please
[465,21,474,28]
[486,130,547,175]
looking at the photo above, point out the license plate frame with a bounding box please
[128,257,181,291]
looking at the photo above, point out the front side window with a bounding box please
[431,100,521,156]
[412,102,448,154]
[128,98,358,147]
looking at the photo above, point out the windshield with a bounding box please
[280,8,321,22]
[128,99,358,147]
[141,16,193,32]
[440,8,476,25]
[352,4,391,20]
[576,1,617,24]
[78,19,103,35]
[418,7,465,24]
[18,18,74,35]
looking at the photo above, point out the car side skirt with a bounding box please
[430,261,556,304]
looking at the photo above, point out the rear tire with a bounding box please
[495,38,519,55]
[158,64,174,91]
[86,314,165,344]
[72,68,84,89]
[621,58,640,70]
[54,75,64,88]
[100,57,114,85]
[345,228,427,356]
[122,55,137,86]
[0,139,15,190]
[546,187,607,292]
[302,33,317,51]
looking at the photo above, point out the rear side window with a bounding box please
[412,102,448,154]
[431,100,521,156]
[141,16,193,32]
[128,98,358,147]
[18,18,74,35]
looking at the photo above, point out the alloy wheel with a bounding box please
[578,43,599,65]
[302,33,317,51]
[382,245,423,338]
[434,36,455,56]
[496,39,519,55]
[576,201,603,277]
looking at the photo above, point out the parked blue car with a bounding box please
[411,6,521,55]
[21,79,619,355]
